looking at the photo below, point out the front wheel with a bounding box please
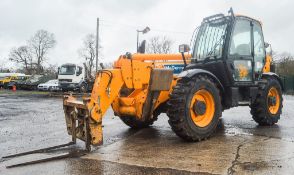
[119,108,161,129]
[119,115,158,129]
[250,77,283,125]
[167,75,222,141]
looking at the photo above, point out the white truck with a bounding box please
[58,63,93,92]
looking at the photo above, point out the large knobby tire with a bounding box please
[119,108,161,129]
[250,77,283,126]
[167,75,222,141]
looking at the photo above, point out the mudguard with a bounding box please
[262,72,284,91]
[178,69,224,92]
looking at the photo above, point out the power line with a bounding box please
[99,19,192,35]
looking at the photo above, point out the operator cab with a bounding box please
[186,10,267,87]
[179,8,277,109]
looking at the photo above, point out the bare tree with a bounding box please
[101,62,113,69]
[79,34,101,78]
[29,29,56,74]
[9,46,34,74]
[276,52,294,76]
[0,59,10,73]
[146,36,173,54]
[43,64,58,78]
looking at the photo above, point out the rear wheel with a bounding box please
[167,75,222,141]
[250,77,283,125]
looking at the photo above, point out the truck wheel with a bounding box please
[80,83,87,93]
[3,83,8,89]
[250,77,283,125]
[167,75,222,141]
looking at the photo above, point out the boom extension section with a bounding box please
[63,53,190,150]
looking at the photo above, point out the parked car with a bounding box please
[7,75,31,89]
[37,79,60,91]
[18,75,55,90]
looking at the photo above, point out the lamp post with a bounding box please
[137,27,150,52]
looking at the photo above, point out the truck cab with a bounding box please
[58,63,86,92]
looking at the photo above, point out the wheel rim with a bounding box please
[81,85,86,92]
[190,89,215,127]
[267,87,280,115]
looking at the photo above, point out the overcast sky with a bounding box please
[0,0,293,68]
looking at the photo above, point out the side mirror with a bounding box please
[76,70,82,76]
[265,42,273,56]
[179,44,190,53]
[179,44,190,68]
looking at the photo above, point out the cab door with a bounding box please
[228,18,254,83]
[252,21,266,80]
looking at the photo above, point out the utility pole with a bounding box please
[96,18,99,72]
[136,30,139,53]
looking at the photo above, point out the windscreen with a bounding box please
[193,17,229,61]
[59,65,76,75]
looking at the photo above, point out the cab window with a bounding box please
[230,19,252,56]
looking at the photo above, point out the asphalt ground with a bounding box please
[0,90,294,174]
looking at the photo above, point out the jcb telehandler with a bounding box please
[62,9,283,151]
[3,9,284,169]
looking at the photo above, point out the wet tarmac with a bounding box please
[0,91,294,174]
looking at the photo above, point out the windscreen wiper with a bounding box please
[207,35,225,56]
